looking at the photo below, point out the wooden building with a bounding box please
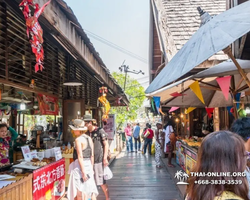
[148,0,250,135]
[0,0,128,143]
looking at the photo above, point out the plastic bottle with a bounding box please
[62,144,66,151]
[67,142,71,150]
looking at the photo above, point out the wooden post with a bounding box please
[36,131,41,148]
[224,46,250,89]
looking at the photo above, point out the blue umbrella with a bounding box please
[146,1,250,94]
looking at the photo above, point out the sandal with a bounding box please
[156,165,163,169]
[167,164,175,168]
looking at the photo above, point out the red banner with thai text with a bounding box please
[33,159,65,200]
[37,94,59,115]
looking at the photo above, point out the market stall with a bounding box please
[176,138,201,173]
[0,173,33,200]
[0,155,65,200]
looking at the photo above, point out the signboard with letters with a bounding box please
[21,145,31,161]
[33,159,65,200]
[102,114,116,140]
[53,147,62,161]
[36,94,59,115]
[186,155,197,175]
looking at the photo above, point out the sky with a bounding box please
[64,0,150,88]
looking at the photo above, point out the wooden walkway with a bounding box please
[97,151,183,200]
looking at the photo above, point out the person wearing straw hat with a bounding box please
[67,119,98,200]
[83,115,110,200]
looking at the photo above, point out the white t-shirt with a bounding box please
[164,125,174,144]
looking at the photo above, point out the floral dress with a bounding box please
[0,127,18,165]
[0,136,11,165]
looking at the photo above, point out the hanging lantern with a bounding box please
[19,0,51,72]
[98,87,110,123]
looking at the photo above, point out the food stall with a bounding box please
[0,91,66,199]
[0,154,65,200]
[176,137,201,173]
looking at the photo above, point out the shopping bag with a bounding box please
[104,166,113,180]
[144,129,150,138]
[151,143,155,155]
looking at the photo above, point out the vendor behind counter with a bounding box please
[0,123,18,165]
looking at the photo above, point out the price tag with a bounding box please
[53,147,62,161]
[29,150,38,159]
[21,146,31,161]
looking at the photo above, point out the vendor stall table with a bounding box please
[176,140,198,173]
[0,173,33,200]
[33,158,65,200]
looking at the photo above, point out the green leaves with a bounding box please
[110,72,145,129]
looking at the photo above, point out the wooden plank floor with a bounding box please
[97,151,183,200]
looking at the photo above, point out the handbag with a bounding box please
[168,126,176,145]
[166,142,173,153]
[144,129,150,138]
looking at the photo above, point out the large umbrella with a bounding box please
[146,1,250,94]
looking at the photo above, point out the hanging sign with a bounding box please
[36,94,59,115]
[103,114,116,140]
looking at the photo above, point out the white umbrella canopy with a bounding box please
[193,59,250,78]
[146,1,250,94]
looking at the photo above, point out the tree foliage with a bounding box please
[110,72,145,129]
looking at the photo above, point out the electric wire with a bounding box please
[84,29,148,64]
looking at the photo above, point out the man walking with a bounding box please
[124,123,133,152]
[133,123,141,152]
[84,115,110,200]
[143,123,154,155]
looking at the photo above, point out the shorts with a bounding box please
[94,162,106,186]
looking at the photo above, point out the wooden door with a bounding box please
[63,99,85,144]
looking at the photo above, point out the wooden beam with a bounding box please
[235,77,244,91]
[0,78,58,98]
[239,34,247,58]
[235,84,248,94]
[200,85,221,91]
[224,46,250,89]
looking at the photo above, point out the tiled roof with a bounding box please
[153,0,228,61]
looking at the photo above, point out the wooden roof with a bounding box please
[152,0,228,61]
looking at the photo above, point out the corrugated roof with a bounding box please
[153,0,227,60]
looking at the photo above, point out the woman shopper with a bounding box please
[68,119,98,200]
[155,122,163,168]
[163,120,176,167]
[185,131,249,200]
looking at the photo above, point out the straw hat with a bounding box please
[69,119,88,131]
